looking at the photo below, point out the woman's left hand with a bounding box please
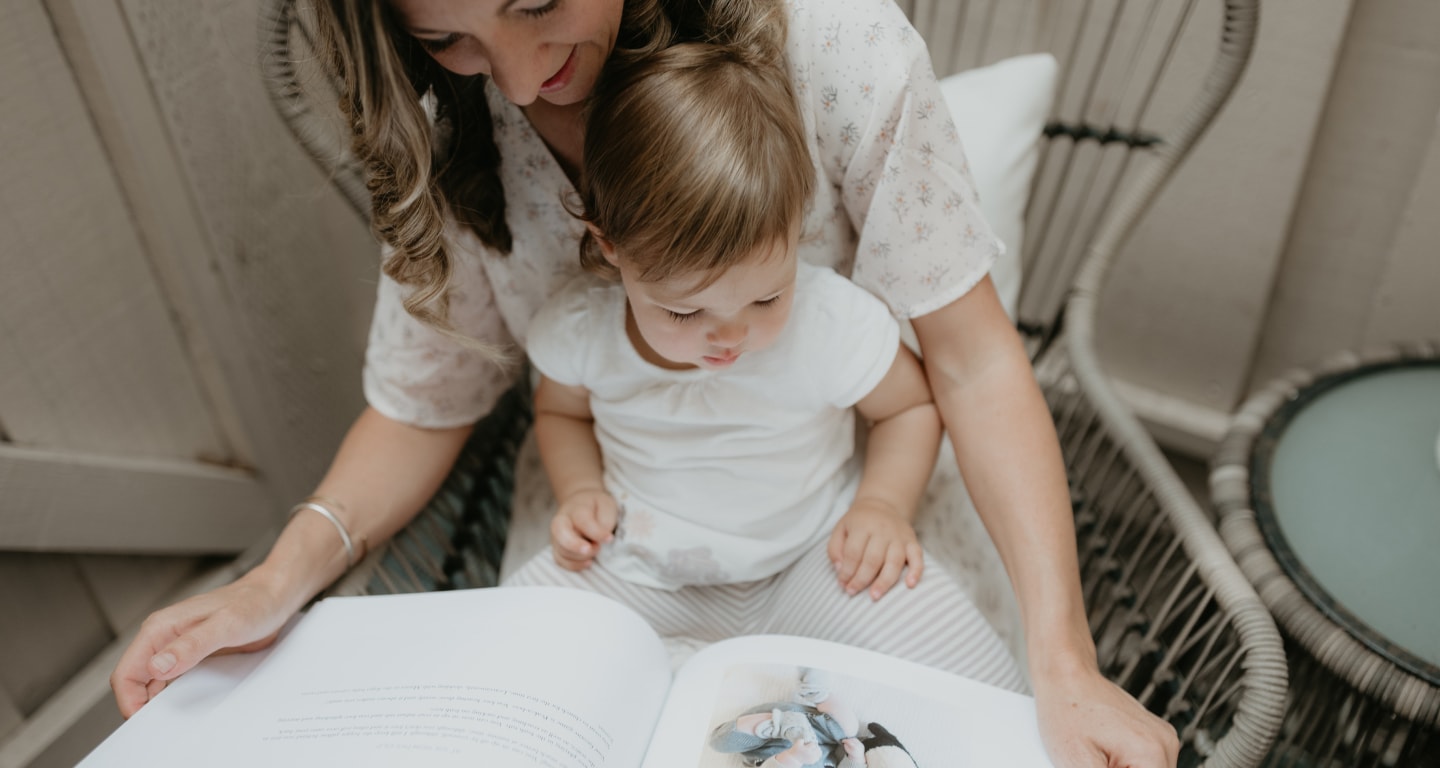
[1034,663,1180,768]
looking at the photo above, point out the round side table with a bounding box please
[1211,341,1440,767]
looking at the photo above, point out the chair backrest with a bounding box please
[259,1,369,217]
[900,0,1258,354]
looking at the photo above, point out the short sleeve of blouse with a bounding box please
[362,240,519,429]
[791,0,1003,318]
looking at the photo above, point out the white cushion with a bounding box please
[939,53,1058,318]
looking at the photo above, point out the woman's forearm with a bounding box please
[940,359,1094,670]
[911,280,1097,673]
[251,406,473,609]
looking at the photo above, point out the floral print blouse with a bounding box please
[363,0,1002,428]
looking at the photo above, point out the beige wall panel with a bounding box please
[1250,0,1440,383]
[0,555,111,716]
[74,556,199,633]
[50,0,381,510]
[0,692,19,750]
[1364,110,1440,346]
[0,444,271,553]
[1095,0,1352,412]
[0,0,223,460]
[117,0,378,505]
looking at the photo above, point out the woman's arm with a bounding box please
[110,406,471,718]
[912,277,1179,768]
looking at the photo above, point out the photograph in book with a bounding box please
[700,663,956,767]
[644,635,1054,768]
[78,587,1052,768]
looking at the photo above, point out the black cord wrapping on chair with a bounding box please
[1043,121,1164,149]
[445,383,535,590]
[446,380,532,587]
[352,381,534,596]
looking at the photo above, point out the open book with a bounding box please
[82,587,1053,767]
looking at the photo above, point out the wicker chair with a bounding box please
[259,1,1287,765]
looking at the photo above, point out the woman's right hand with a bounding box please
[110,407,473,717]
[110,571,294,718]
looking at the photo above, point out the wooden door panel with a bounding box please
[0,0,227,462]
[0,444,270,553]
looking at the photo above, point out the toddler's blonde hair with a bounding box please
[577,8,813,286]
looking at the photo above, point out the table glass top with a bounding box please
[1263,364,1440,671]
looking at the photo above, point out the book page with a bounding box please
[641,635,1053,767]
[81,640,280,763]
[82,587,672,768]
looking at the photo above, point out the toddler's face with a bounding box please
[617,236,798,371]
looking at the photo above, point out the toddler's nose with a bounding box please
[708,322,747,347]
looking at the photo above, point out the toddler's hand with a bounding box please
[827,497,923,600]
[550,489,618,571]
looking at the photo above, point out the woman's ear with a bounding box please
[586,223,620,266]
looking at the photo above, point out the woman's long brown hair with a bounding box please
[311,0,785,348]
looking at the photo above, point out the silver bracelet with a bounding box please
[290,499,358,567]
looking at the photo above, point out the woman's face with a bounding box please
[388,0,625,107]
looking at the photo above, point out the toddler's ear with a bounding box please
[586,223,619,266]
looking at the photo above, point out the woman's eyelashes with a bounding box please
[411,1,560,53]
[520,0,562,19]
[416,34,460,54]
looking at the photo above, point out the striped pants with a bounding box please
[502,540,1028,693]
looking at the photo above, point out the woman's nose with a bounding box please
[486,39,551,106]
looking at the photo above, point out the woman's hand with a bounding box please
[110,572,294,718]
[1034,663,1180,768]
[827,497,924,600]
[549,489,618,571]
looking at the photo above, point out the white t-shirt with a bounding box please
[362,0,1002,428]
[527,264,900,589]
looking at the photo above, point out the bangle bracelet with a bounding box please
[304,495,367,562]
[290,499,359,568]
[306,495,368,561]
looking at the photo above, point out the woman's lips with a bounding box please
[539,47,578,94]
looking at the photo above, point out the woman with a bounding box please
[111,1,1179,765]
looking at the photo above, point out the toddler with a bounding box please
[504,34,1025,694]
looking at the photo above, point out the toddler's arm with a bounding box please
[534,375,617,570]
[829,342,941,599]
